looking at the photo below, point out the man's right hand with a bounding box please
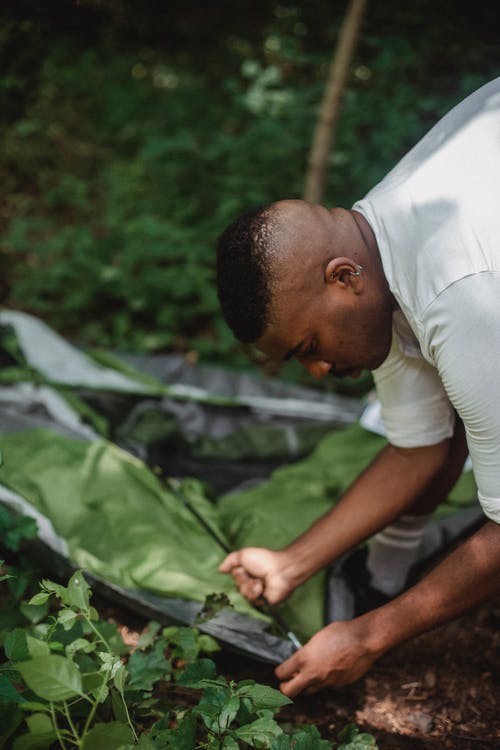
[218,547,296,604]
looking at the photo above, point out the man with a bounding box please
[215,77,500,697]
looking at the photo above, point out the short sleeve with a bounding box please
[422,272,500,523]
[373,327,455,449]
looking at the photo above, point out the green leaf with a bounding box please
[163,627,199,661]
[135,735,157,748]
[65,637,96,657]
[82,671,106,693]
[235,716,283,745]
[12,731,58,750]
[40,578,68,603]
[196,633,221,655]
[67,570,92,615]
[269,735,292,750]
[0,673,26,704]
[113,663,127,694]
[0,509,37,552]
[19,701,51,712]
[338,739,378,750]
[4,628,30,661]
[219,694,240,731]
[116,734,157,750]
[194,685,231,732]
[81,721,134,750]
[222,736,240,750]
[176,658,217,687]
[93,682,109,704]
[110,687,128,723]
[126,640,170,691]
[98,652,123,679]
[337,724,378,749]
[57,608,78,631]
[27,593,50,607]
[16,655,83,701]
[150,712,197,750]
[136,621,161,650]
[195,592,232,623]
[26,636,50,659]
[26,713,53,734]
[338,724,359,742]
[287,725,331,749]
[36,570,92,622]
[238,683,293,711]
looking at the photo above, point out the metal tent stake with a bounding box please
[162,473,302,651]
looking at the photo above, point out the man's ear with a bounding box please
[325,257,363,290]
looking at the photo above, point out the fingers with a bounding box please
[218,551,241,573]
[279,674,307,698]
[275,631,375,697]
[219,551,264,602]
[275,651,299,682]
[232,565,264,601]
[275,652,312,698]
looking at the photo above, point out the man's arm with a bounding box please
[275,519,500,695]
[220,433,456,603]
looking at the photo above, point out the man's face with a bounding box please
[256,284,392,380]
[255,204,393,380]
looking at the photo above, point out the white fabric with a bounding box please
[353,77,500,523]
[367,513,431,596]
[359,398,473,472]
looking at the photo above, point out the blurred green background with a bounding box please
[1,0,499,374]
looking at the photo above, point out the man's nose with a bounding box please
[300,359,332,379]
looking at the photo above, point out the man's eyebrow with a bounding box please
[283,342,303,362]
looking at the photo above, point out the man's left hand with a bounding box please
[275,617,381,696]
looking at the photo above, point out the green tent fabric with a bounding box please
[217,422,477,640]
[0,430,264,623]
[0,423,477,645]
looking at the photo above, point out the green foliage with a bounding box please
[0,567,378,748]
[195,593,234,624]
[336,723,378,749]
[0,507,38,552]
[2,2,497,371]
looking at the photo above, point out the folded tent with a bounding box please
[0,311,481,662]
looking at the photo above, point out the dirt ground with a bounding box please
[113,593,500,750]
[212,600,500,749]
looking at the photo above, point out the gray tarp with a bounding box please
[0,311,482,663]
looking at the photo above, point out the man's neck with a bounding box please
[349,208,397,311]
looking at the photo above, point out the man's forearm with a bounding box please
[274,519,500,696]
[281,439,451,588]
[406,415,467,515]
[362,520,500,657]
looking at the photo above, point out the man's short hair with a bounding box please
[216,204,277,343]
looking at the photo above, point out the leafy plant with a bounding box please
[0,506,38,553]
[0,568,378,749]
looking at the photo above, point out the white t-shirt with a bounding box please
[352,77,500,523]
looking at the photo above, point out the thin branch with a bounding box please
[303,0,368,204]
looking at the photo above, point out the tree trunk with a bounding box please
[303,0,368,204]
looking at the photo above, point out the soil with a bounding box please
[111,593,500,750]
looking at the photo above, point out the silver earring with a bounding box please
[349,264,363,277]
[331,265,363,280]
